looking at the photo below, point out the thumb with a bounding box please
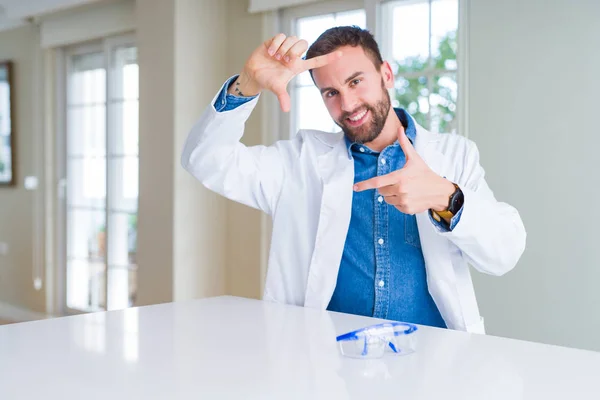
[398,126,417,161]
[275,89,291,113]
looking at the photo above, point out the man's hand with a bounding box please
[353,127,455,215]
[230,33,342,112]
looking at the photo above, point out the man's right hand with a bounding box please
[229,34,343,112]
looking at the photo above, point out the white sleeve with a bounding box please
[181,90,291,216]
[437,140,527,276]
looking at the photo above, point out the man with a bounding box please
[181,26,526,333]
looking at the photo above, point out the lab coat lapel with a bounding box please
[304,138,354,309]
[414,126,465,330]
[413,126,450,280]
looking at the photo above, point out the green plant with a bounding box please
[393,31,457,133]
[128,214,137,228]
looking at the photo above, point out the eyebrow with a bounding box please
[319,71,364,94]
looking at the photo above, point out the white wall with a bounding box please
[0,25,46,315]
[39,0,135,48]
[467,0,600,351]
[224,0,268,300]
[136,0,233,305]
[172,0,229,301]
[135,0,176,305]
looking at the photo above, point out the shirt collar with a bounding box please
[345,108,417,159]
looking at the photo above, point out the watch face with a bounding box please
[449,187,464,214]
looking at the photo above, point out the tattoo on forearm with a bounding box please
[234,81,245,97]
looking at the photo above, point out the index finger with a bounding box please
[301,50,343,72]
[398,127,418,160]
[354,172,399,192]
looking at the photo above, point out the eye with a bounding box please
[326,90,338,98]
[350,79,361,86]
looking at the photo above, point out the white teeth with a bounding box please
[349,109,367,122]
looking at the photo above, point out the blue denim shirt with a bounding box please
[213,75,258,112]
[327,109,453,328]
[214,77,461,328]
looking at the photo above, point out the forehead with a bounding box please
[312,45,379,89]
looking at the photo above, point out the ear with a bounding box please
[381,61,394,89]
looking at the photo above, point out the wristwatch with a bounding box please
[431,183,464,222]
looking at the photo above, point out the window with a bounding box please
[381,0,459,133]
[283,1,366,137]
[0,63,12,184]
[282,0,460,138]
[61,35,138,312]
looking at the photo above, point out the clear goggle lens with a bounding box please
[336,322,418,359]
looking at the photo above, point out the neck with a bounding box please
[363,109,403,152]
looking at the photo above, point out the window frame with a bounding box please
[381,0,460,133]
[56,33,138,315]
[278,0,467,139]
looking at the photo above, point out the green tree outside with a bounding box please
[393,30,458,133]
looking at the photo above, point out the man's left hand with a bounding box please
[353,127,455,215]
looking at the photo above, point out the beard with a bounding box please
[336,80,391,144]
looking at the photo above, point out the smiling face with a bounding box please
[312,45,395,144]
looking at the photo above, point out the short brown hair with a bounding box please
[306,26,384,74]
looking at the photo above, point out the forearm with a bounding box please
[430,177,457,225]
[227,70,262,97]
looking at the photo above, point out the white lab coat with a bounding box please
[181,91,526,334]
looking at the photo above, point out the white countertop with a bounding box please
[1,296,599,399]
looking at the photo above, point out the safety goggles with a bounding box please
[336,322,418,359]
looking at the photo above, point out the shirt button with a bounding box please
[381,158,386,165]
[378,238,384,245]
[378,280,385,287]
[359,147,365,153]
[378,196,383,203]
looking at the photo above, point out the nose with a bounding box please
[340,92,359,114]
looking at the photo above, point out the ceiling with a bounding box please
[0,0,101,31]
